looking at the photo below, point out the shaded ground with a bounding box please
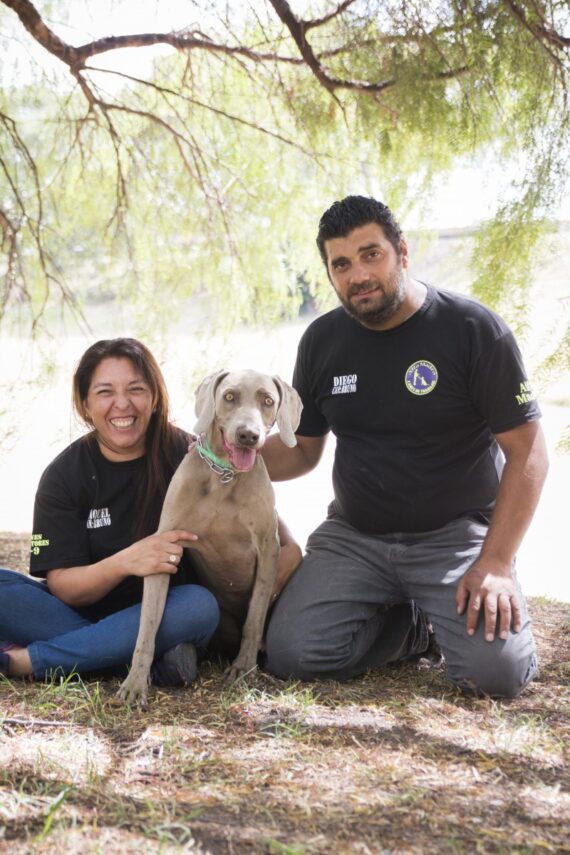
[1,533,569,854]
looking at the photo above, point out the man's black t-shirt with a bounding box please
[29,435,193,620]
[293,284,541,534]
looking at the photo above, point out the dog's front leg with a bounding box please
[117,573,170,707]
[224,536,280,684]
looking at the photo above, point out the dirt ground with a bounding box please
[1,533,569,855]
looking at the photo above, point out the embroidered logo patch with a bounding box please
[87,507,111,529]
[331,374,357,395]
[405,360,438,396]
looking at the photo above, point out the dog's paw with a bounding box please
[116,677,150,708]
[222,659,257,686]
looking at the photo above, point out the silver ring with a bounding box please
[168,554,177,564]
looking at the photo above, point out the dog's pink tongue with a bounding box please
[228,444,257,471]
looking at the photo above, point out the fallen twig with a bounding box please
[1,716,77,729]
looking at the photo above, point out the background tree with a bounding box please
[0,0,568,339]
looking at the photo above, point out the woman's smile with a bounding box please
[84,357,154,461]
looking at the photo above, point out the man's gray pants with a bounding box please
[265,514,538,697]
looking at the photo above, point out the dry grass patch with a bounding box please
[0,534,569,853]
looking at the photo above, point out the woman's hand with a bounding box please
[118,530,198,578]
[46,529,198,607]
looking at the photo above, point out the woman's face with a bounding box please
[84,357,154,461]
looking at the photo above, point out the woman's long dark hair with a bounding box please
[73,338,188,539]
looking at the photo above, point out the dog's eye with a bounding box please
[224,392,234,402]
[264,396,274,407]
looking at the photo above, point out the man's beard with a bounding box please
[337,265,407,327]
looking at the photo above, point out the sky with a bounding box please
[418,161,569,231]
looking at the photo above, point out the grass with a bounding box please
[1,535,569,853]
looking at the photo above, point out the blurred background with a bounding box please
[1,1,568,598]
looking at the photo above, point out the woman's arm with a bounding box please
[46,529,198,607]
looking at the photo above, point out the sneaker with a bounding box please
[151,643,198,687]
[418,626,444,668]
[0,643,18,678]
[0,652,10,678]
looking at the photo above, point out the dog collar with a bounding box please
[191,434,236,484]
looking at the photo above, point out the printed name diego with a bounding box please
[332,374,357,395]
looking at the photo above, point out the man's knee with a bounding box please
[265,612,355,681]
[446,636,538,698]
[265,646,313,681]
[265,619,320,680]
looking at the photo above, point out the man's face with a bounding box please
[324,223,409,329]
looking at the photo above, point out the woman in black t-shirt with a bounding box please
[0,338,221,686]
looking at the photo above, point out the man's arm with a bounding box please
[456,420,549,640]
[261,433,328,481]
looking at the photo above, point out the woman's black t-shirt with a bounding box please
[29,435,193,620]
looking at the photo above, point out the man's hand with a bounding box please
[456,560,522,642]
[456,420,547,643]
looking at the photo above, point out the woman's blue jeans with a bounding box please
[0,568,219,680]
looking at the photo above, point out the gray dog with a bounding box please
[118,369,302,706]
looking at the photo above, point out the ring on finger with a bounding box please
[168,554,177,564]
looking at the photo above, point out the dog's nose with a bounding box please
[237,426,260,446]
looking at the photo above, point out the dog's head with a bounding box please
[193,369,302,470]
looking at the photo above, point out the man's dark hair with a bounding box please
[316,195,403,265]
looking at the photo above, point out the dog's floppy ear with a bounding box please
[272,376,303,448]
[193,370,229,435]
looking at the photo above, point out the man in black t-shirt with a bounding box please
[262,195,548,698]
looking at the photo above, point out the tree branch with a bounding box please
[1,0,308,69]
[0,0,567,339]
[304,0,360,32]
[92,68,324,160]
[2,0,80,67]
[2,0,475,100]
[269,0,393,94]
[501,0,570,67]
